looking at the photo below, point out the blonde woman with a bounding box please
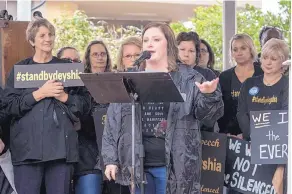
[237,38,289,194]
[218,34,263,137]
[116,36,142,72]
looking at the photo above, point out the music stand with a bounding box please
[80,72,184,194]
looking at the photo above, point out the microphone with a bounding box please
[132,51,151,68]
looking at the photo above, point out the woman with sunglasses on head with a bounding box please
[57,47,82,63]
[254,26,284,66]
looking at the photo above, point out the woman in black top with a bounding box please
[199,39,220,77]
[176,31,217,81]
[102,22,223,194]
[3,18,90,194]
[176,32,218,132]
[218,34,263,137]
[237,38,289,194]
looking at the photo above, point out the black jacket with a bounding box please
[102,64,224,194]
[193,65,217,81]
[75,101,108,176]
[3,57,91,165]
[217,65,263,135]
[0,88,10,155]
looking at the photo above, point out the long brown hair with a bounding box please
[83,40,112,73]
[142,22,178,72]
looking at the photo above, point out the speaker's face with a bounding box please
[33,26,55,53]
[142,27,167,65]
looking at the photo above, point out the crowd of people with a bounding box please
[0,16,289,194]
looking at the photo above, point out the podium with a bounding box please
[0,21,34,87]
[80,72,184,194]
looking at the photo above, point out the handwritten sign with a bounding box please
[250,110,288,164]
[201,132,227,194]
[225,137,277,194]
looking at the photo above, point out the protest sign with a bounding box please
[14,63,84,88]
[250,110,288,164]
[225,137,277,194]
[201,132,227,194]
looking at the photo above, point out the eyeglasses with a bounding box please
[91,52,107,58]
[123,54,140,60]
[61,58,82,63]
[200,48,209,54]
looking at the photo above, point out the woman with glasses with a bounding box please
[75,40,129,194]
[199,39,220,76]
[84,40,111,73]
[68,40,110,194]
[116,36,142,72]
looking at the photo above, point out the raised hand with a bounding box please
[195,78,219,94]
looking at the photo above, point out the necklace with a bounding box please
[263,74,282,86]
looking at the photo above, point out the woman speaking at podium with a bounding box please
[102,22,224,194]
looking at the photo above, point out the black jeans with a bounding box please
[103,180,130,194]
[14,160,74,194]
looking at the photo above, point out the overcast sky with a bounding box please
[261,0,281,14]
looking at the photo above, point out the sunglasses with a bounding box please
[62,58,82,63]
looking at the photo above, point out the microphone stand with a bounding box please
[123,77,145,194]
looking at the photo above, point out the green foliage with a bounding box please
[53,10,141,67]
[54,3,290,70]
[170,2,291,70]
[53,10,99,57]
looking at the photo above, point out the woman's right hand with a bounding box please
[105,164,118,181]
[33,80,64,101]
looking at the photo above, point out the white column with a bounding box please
[222,0,236,71]
[17,0,31,21]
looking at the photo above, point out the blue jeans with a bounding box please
[136,166,166,194]
[75,173,102,194]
